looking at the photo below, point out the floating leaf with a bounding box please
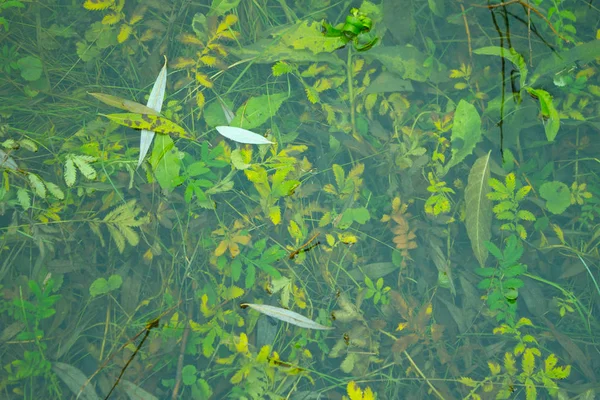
[88,93,161,116]
[103,113,186,137]
[216,126,273,145]
[540,181,570,214]
[241,303,334,330]
[52,362,100,400]
[138,57,167,168]
[230,92,287,129]
[444,100,482,173]
[464,151,492,267]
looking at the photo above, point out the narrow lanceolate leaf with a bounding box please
[138,57,167,168]
[241,303,334,330]
[464,151,492,267]
[216,126,273,145]
[88,93,161,116]
[52,362,100,400]
[217,97,235,124]
[0,149,17,170]
[103,113,186,137]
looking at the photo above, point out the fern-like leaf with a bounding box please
[83,0,114,11]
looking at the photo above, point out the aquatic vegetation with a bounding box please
[1,0,599,398]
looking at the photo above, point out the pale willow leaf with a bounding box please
[216,126,274,145]
[138,57,167,168]
[241,303,334,330]
[52,362,100,400]
[27,173,46,198]
[0,149,18,170]
[464,151,492,267]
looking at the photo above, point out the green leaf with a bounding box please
[17,56,43,81]
[475,267,495,277]
[45,181,65,200]
[71,154,97,180]
[230,92,288,130]
[365,45,432,82]
[280,20,346,54]
[149,135,182,192]
[231,258,242,282]
[474,47,527,89]
[464,151,492,267]
[350,207,370,224]
[89,278,108,297]
[107,274,123,291]
[504,264,525,277]
[27,173,46,198]
[484,241,503,260]
[64,157,77,187]
[181,365,197,386]
[539,181,570,214]
[88,93,161,116]
[17,187,30,210]
[103,113,187,137]
[208,0,241,16]
[525,88,560,142]
[445,100,482,173]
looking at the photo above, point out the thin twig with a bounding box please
[171,306,193,399]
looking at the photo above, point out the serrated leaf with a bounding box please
[71,154,97,180]
[464,151,492,267]
[64,157,76,187]
[83,0,113,11]
[459,377,477,387]
[44,181,65,200]
[17,188,30,210]
[27,173,46,198]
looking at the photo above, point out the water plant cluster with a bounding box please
[1,0,599,399]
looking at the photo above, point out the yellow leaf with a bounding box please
[338,232,357,244]
[196,72,213,88]
[180,33,203,46]
[200,294,213,317]
[522,348,535,376]
[269,205,281,225]
[102,13,121,25]
[129,5,146,25]
[196,91,206,110]
[200,55,217,66]
[325,234,335,247]
[83,0,113,11]
[454,82,467,90]
[235,333,249,354]
[363,387,374,400]
[217,14,238,33]
[171,57,196,69]
[288,220,302,240]
[459,377,477,387]
[214,239,228,257]
[225,285,244,300]
[143,248,153,262]
[396,322,408,331]
[117,24,132,43]
[347,381,363,400]
[488,361,501,376]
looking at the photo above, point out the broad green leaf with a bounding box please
[280,20,346,54]
[17,55,43,81]
[88,93,161,116]
[525,88,560,142]
[182,365,197,386]
[464,151,492,267]
[364,45,431,82]
[107,274,123,291]
[138,57,167,168]
[149,135,182,192]
[539,181,570,214]
[208,0,241,16]
[230,92,287,130]
[103,113,186,137]
[241,303,334,330]
[89,278,108,297]
[445,100,482,173]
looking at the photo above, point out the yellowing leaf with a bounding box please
[83,0,113,11]
[200,55,217,66]
[488,361,501,376]
[235,333,249,354]
[196,91,206,109]
[459,377,477,387]
[217,14,238,33]
[225,285,244,300]
[117,24,133,43]
[102,113,187,137]
[338,232,357,244]
[196,72,213,88]
[102,13,122,25]
[269,205,281,225]
[171,57,196,69]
